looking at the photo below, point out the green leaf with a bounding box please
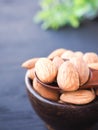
[34,0,98,30]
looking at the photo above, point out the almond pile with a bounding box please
[22,48,98,105]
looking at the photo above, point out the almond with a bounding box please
[60,89,95,105]
[33,78,59,101]
[35,58,57,83]
[83,52,98,64]
[70,57,89,85]
[27,68,35,80]
[52,56,64,69]
[57,61,79,91]
[88,63,98,70]
[74,51,84,58]
[21,58,39,69]
[61,50,75,60]
[48,48,66,59]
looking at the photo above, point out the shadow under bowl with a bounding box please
[25,72,98,130]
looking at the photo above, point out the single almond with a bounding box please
[61,50,75,60]
[57,61,79,91]
[33,78,59,101]
[21,58,39,69]
[35,58,57,83]
[52,56,64,69]
[60,89,95,105]
[88,63,98,70]
[74,51,84,58]
[48,48,66,59]
[83,52,98,64]
[70,57,89,85]
[27,68,35,80]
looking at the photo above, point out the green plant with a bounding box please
[34,0,98,30]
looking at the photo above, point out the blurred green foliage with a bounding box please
[34,0,98,30]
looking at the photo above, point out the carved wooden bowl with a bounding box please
[25,71,98,130]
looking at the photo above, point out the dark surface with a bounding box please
[0,0,98,130]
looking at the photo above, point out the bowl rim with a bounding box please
[25,71,98,108]
[25,71,62,106]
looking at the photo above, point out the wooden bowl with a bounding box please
[25,71,98,130]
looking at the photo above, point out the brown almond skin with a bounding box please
[70,57,89,86]
[57,61,79,91]
[60,89,95,105]
[52,56,64,69]
[61,50,75,60]
[35,58,57,83]
[74,51,84,58]
[21,58,39,69]
[88,63,98,70]
[48,48,66,59]
[27,68,35,80]
[33,78,59,101]
[83,52,98,64]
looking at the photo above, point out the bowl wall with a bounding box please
[25,72,98,130]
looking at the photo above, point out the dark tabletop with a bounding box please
[0,0,98,130]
